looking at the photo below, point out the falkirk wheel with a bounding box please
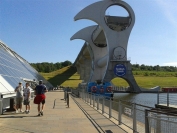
[71,0,141,93]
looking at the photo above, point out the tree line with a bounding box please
[30,60,72,73]
[131,64,177,72]
[30,61,177,73]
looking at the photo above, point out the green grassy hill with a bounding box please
[40,66,82,87]
[40,66,177,89]
[112,76,177,88]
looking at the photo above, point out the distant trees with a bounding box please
[31,61,177,74]
[30,60,72,73]
[131,64,177,72]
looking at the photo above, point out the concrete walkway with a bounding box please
[0,91,127,133]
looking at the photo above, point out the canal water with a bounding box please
[113,93,158,107]
[111,93,159,124]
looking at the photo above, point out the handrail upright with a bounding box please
[109,97,112,118]
[132,103,137,133]
[90,93,92,105]
[67,92,69,108]
[145,109,150,133]
[118,100,122,125]
[157,91,159,105]
[93,94,95,107]
[167,90,169,107]
[102,96,105,114]
[97,96,99,110]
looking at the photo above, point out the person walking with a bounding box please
[23,83,31,114]
[34,80,47,116]
[14,82,24,113]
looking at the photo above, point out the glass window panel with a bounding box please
[0,57,4,64]
[1,65,10,76]
[8,67,16,77]
[11,68,19,77]
[0,64,6,75]
[3,65,13,76]
[1,58,8,66]
[2,76,16,88]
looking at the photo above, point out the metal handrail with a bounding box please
[145,109,177,133]
[78,91,140,132]
[72,89,177,133]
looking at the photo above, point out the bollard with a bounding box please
[64,90,66,100]
[66,92,69,108]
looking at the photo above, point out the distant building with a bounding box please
[0,41,53,114]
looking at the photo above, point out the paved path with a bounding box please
[0,91,127,133]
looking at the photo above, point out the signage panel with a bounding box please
[114,64,126,76]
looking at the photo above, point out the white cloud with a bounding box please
[155,0,177,30]
[162,62,177,66]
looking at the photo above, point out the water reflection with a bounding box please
[114,93,158,107]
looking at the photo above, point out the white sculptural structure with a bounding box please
[71,0,141,92]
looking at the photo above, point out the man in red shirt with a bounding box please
[34,80,48,116]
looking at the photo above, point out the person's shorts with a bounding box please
[34,94,46,104]
[16,97,23,105]
[41,99,45,104]
[24,99,30,105]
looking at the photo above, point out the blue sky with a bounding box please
[1,0,177,66]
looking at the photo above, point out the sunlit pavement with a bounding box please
[0,91,127,133]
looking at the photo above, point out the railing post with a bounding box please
[156,114,161,133]
[82,92,83,100]
[109,97,112,118]
[132,103,137,133]
[118,100,122,125]
[81,92,83,99]
[145,109,149,133]
[157,91,159,105]
[90,93,92,105]
[167,90,169,107]
[64,90,67,101]
[102,96,105,114]
[64,89,66,100]
[80,91,81,98]
[85,92,88,103]
[87,93,89,103]
[67,92,69,108]
[97,96,99,110]
[93,94,95,107]
[85,92,87,102]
